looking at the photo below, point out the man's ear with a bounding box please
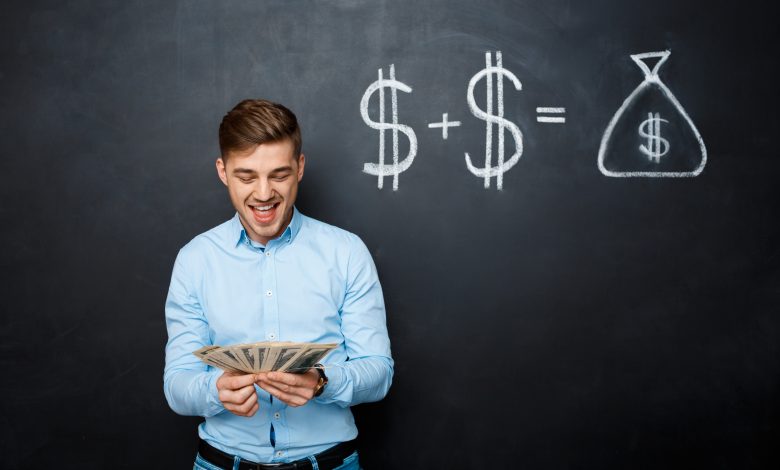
[216,157,228,186]
[297,154,305,182]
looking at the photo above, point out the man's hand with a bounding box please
[216,372,260,417]
[255,369,320,407]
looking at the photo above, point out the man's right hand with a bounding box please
[216,372,261,417]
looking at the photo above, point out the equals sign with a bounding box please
[536,107,566,124]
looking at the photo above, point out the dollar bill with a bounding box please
[281,344,338,374]
[253,345,269,373]
[264,345,305,372]
[220,350,245,370]
[193,345,221,358]
[193,345,245,374]
[221,344,254,371]
[236,345,256,371]
[193,342,337,374]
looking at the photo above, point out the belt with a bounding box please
[197,438,356,470]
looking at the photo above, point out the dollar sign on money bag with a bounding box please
[465,51,524,190]
[598,50,707,177]
[360,64,417,191]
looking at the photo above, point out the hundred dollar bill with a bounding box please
[194,342,337,374]
[235,345,257,371]
[264,345,305,372]
[221,344,255,372]
[281,344,338,374]
[219,349,246,371]
[253,345,269,373]
[256,342,298,371]
[193,345,244,374]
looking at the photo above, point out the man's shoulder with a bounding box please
[176,216,235,261]
[298,213,365,249]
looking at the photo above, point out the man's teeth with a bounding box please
[254,204,274,211]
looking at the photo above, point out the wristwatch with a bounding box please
[313,364,328,397]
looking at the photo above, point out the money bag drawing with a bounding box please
[597,50,707,177]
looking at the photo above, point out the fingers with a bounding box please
[264,372,302,387]
[261,371,318,389]
[219,383,256,405]
[221,385,259,417]
[256,380,312,407]
[255,372,317,407]
[217,372,260,391]
[216,372,262,417]
[215,371,319,412]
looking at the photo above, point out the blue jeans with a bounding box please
[193,450,360,470]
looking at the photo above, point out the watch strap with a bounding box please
[313,364,328,397]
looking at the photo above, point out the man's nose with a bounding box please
[252,179,274,201]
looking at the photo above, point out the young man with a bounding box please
[164,99,393,469]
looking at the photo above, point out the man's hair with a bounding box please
[218,99,302,158]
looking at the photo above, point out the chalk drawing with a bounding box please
[428,113,461,140]
[597,50,707,177]
[536,107,566,123]
[638,112,670,162]
[465,51,524,190]
[360,64,418,191]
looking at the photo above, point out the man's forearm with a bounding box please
[164,367,225,417]
[315,356,394,408]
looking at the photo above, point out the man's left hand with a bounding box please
[255,369,320,407]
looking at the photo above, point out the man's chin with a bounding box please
[236,214,273,242]
[250,225,280,242]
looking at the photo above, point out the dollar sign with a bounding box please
[638,112,670,163]
[465,51,524,190]
[360,64,418,191]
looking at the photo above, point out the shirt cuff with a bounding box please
[205,368,227,416]
[315,363,346,404]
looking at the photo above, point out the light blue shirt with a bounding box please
[163,208,393,463]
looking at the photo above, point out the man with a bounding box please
[164,99,393,470]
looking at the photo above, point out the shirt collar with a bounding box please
[231,206,303,248]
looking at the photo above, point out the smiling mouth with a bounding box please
[250,202,280,223]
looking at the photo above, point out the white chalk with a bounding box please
[597,50,707,178]
[360,64,418,190]
[464,51,524,190]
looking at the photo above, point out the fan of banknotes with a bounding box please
[194,342,337,375]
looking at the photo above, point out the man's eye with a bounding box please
[272,175,290,181]
[238,177,254,183]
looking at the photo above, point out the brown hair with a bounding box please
[218,99,302,158]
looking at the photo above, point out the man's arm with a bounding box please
[164,246,271,418]
[308,234,395,407]
[163,247,227,417]
[256,233,393,408]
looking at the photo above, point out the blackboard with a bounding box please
[1,0,778,468]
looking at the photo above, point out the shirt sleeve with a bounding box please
[315,234,394,408]
[163,246,226,417]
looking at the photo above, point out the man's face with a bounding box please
[216,139,305,245]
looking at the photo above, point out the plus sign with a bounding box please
[428,113,461,140]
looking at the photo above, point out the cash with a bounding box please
[193,342,337,374]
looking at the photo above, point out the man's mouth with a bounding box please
[250,202,280,224]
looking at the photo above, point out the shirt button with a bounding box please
[276,451,283,457]
[266,290,272,296]
[274,412,281,419]
[269,333,276,340]
[265,251,271,257]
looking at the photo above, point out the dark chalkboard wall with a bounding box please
[1,1,778,468]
